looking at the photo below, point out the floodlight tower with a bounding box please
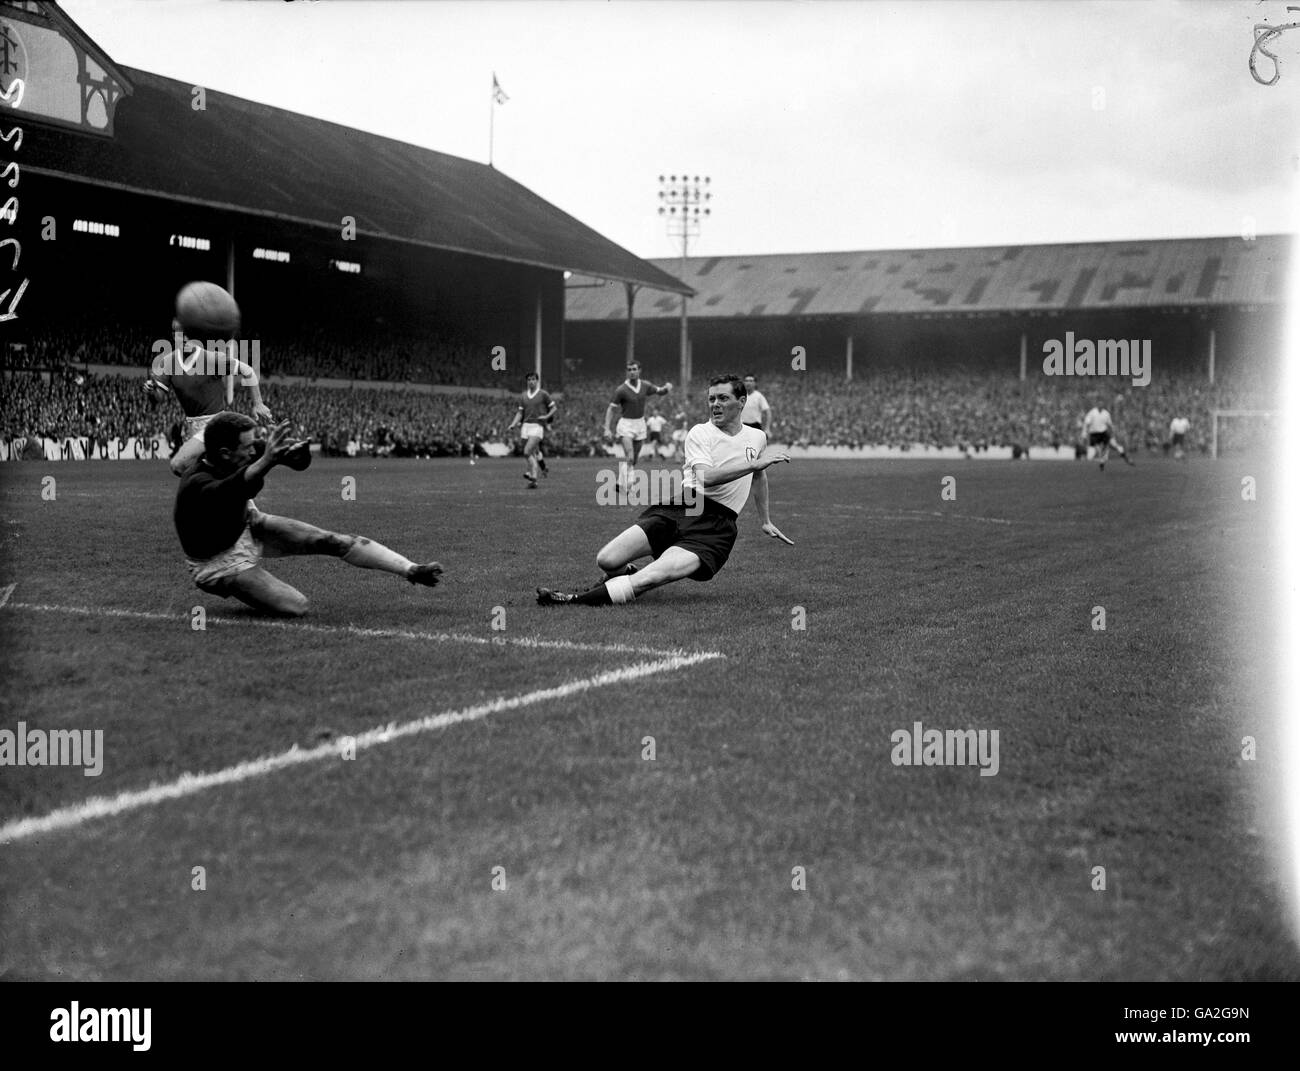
[658,174,711,391]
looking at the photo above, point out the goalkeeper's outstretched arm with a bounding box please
[142,371,171,407]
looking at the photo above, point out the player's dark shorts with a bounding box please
[1088,431,1111,447]
[1171,433,1185,447]
[743,421,763,430]
[636,497,738,581]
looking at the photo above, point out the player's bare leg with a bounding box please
[539,543,700,605]
[522,435,541,487]
[617,435,638,491]
[170,435,205,477]
[223,566,310,617]
[595,524,653,579]
[256,514,443,586]
[624,545,701,595]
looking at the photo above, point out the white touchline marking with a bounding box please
[0,651,723,845]
[0,583,13,609]
[5,602,700,659]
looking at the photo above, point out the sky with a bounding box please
[57,0,1300,260]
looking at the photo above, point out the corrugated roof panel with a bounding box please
[567,237,1291,321]
[25,66,690,295]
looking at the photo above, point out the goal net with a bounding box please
[1211,410,1275,459]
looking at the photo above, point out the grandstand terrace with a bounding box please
[2,4,1287,461]
[565,236,1290,384]
[8,0,689,390]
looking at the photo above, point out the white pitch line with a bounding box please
[0,583,14,609]
[0,651,723,845]
[5,601,695,659]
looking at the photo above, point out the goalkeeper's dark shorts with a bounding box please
[635,497,738,582]
[1088,431,1112,447]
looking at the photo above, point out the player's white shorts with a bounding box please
[186,505,273,589]
[616,417,647,442]
[520,422,545,441]
[183,413,220,443]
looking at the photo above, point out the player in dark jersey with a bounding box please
[506,372,557,488]
[175,413,443,616]
[604,361,672,491]
[145,287,273,476]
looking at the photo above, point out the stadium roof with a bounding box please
[566,236,1291,321]
[22,60,691,295]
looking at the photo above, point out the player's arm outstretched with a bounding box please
[695,445,791,490]
[751,467,794,545]
[244,420,298,482]
[143,370,172,406]
[230,356,273,424]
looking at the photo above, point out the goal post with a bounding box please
[1211,410,1275,459]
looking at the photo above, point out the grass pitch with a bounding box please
[0,453,1294,981]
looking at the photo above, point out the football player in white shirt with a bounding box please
[537,374,793,606]
[741,374,771,432]
[1169,415,1190,460]
[1081,401,1135,471]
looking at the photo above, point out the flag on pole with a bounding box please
[492,73,509,105]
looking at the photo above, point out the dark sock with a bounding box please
[574,584,613,606]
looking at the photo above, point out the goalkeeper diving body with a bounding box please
[536,373,793,606]
[175,413,443,616]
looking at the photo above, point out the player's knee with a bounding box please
[596,547,621,573]
[169,455,191,477]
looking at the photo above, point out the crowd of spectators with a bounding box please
[760,369,1272,455]
[4,320,502,388]
[1,326,1275,459]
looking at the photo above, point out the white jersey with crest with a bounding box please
[682,422,767,515]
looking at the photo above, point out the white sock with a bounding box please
[606,575,636,604]
[342,537,415,575]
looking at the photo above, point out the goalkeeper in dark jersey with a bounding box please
[174,414,443,616]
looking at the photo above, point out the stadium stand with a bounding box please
[1,355,1271,460]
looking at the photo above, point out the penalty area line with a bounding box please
[4,601,703,660]
[0,651,724,846]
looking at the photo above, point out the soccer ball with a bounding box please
[175,281,240,339]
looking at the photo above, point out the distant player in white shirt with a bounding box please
[537,374,793,605]
[668,410,689,461]
[741,374,771,433]
[1169,415,1190,460]
[1081,401,1134,471]
[645,408,668,458]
